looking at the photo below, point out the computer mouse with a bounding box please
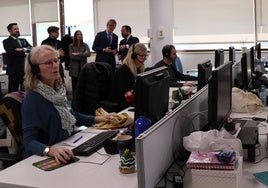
[66,157,76,164]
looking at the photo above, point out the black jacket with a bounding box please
[3,36,31,75]
[72,62,114,115]
[154,60,197,87]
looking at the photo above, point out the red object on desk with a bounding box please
[125,90,135,103]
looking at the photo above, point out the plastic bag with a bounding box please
[232,87,263,114]
[183,129,243,156]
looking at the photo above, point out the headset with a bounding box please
[131,43,137,60]
[28,53,40,75]
[162,45,174,58]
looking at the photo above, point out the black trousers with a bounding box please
[8,74,24,93]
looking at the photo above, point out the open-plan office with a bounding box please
[1,0,268,188]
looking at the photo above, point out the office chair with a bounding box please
[72,62,119,116]
[0,91,25,169]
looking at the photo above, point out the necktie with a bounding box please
[108,33,112,45]
[16,38,22,47]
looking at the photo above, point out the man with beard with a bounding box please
[118,25,139,62]
[3,23,32,92]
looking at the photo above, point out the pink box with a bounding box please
[191,157,242,188]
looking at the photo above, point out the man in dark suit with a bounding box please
[92,19,118,71]
[3,23,32,92]
[118,25,139,62]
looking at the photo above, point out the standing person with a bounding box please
[22,45,111,163]
[41,26,65,82]
[3,23,32,93]
[109,43,147,111]
[154,45,197,87]
[92,19,118,71]
[61,34,73,70]
[118,25,139,62]
[69,30,91,95]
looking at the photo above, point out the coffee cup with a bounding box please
[117,135,133,156]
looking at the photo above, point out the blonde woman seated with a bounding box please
[22,45,110,164]
[109,43,147,111]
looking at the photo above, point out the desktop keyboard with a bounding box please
[72,130,119,156]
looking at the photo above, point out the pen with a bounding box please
[73,136,83,143]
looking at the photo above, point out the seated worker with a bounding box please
[22,45,111,164]
[109,43,147,112]
[154,44,197,87]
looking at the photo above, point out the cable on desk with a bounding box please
[77,151,111,165]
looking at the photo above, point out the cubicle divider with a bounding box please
[136,86,209,188]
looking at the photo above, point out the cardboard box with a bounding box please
[191,157,242,188]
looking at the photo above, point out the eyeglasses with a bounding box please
[39,57,60,67]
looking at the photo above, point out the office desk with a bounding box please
[0,127,138,188]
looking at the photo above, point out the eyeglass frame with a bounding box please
[38,57,60,67]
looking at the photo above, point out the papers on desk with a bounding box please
[61,135,89,147]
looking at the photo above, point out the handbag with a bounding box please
[232,87,263,113]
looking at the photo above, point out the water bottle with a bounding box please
[134,116,151,138]
[259,85,266,105]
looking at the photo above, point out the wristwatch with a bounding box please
[43,146,50,156]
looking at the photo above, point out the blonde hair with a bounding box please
[24,45,61,91]
[123,43,146,76]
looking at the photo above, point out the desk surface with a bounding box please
[1,102,268,188]
[0,128,138,188]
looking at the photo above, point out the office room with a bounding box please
[1,0,268,187]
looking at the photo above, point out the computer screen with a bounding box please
[232,60,242,88]
[208,61,232,130]
[215,48,224,68]
[256,42,261,60]
[197,60,212,91]
[134,66,170,124]
[250,46,255,73]
[229,46,236,64]
[241,51,253,90]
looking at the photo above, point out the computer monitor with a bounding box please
[250,46,255,73]
[134,66,170,124]
[215,48,225,68]
[229,46,236,64]
[208,61,232,130]
[197,60,212,91]
[256,42,261,60]
[241,51,253,90]
[232,60,242,88]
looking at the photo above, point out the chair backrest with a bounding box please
[72,62,114,115]
[0,91,25,154]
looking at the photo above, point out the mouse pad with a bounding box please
[32,157,80,171]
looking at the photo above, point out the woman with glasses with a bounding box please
[109,43,147,112]
[22,45,110,164]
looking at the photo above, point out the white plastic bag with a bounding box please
[183,129,243,156]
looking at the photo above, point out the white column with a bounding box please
[149,0,173,66]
